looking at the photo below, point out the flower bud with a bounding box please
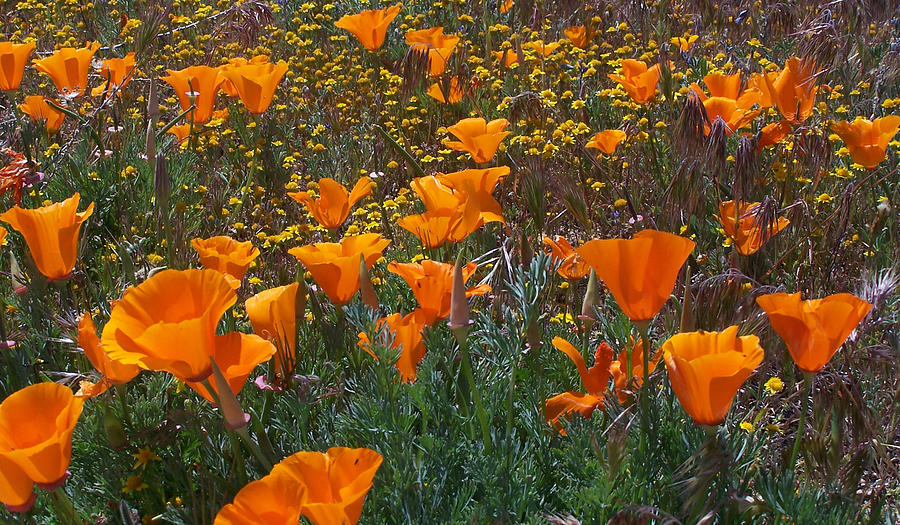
[210,357,250,430]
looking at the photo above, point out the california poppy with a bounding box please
[756,292,872,373]
[716,201,790,255]
[191,236,260,288]
[521,40,560,57]
[0,41,35,92]
[764,57,820,123]
[576,229,695,323]
[608,59,664,105]
[396,209,462,248]
[219,61,289,114]
[0,192,94,280]
[609,337,662,403]
[387,260,490,324]
[542,236,590,280]
[831,116,900,169]
[334,4,401,51]
[492,49,518,67]
[500,0,513,13]
[272,447,383,525]
[689,73,761,134]
[18,96,65,133]
[288,177,373,231]
[0,454,34,513]
[670,35,699,52]
[357,309,429,383]
[91,52,136,98]
[436,167,508,228]
[220,56,270,97]
[245,282,301,378]
[663,326,764,426]
[214,467,306,525]
[545,337,613,432]
[288,233,390,306]
[585,130,627,155]
[405,27,460,76]
[445,117,511,164]
[564,26,592,49]
[32,42,100,98]
[161,65,224,124]
[76,313,141,398]
[0,382,83,488]
[0,150,33,205]
[427,77,464,104]
[185,332,276,404]
[758,120,792,149]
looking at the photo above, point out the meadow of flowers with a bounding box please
[0,0,898,523]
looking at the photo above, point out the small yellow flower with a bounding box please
[764,377,783,394]
[739,421,754,433]
[122,475,148,494]
[132,446,161,470]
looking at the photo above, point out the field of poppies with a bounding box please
[0,0,898,523]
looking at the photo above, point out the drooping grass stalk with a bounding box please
[789,372,813,472]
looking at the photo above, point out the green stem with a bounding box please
[459,340,491,453]
[789,372,812,472]
[49,488,79,525]
[235,426,273,472]
[374,124,426,178]
[116,383,131,427]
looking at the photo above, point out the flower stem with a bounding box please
[789,372,813,472]
[458,339,491,453]
[235,425,274,472]
[49,488,79,525]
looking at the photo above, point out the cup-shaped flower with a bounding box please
[0,42,35,92]
[334,4,401,51]
[493,49,518,67]
[522,40,560,57]
[18,96,65,133]
[219,61,289,114]
[542,236,589,280]
[186,333,276,409]
[288,234,390,306]
[272,447,383,525]
[77,313,141,397]
[564,26,592,49]
[747,71,779,108]
[585,129,626,155]
[608,59,663,105]
[445,117,511,164]
[663,326,764,426]
[405,27,460,76]
[689,72,761,134]
[246,282,301,378]
[32,42,100,98]
[102,269,237,382]
[358,310,428,383]
[609,337,662,403]
[162,65,224,124]
[758,120,792,149]
[0,454,35,513]
[220,55,270,96]
[191,236,260,288]
[396,209,461,248]
[0,192,94,280]
[831,116,900,169]
[765,57,819,123]
[437,166,507,226]
[388,260,490,325]
[427,76,464,104]
[576,229,695,323]
[545,337,613,433]
[214,467,306,525]
[716,201,790,256]
[755,292,872,373]
[0,382,83,487]
[288,176,373,230]
[91,52,136,98]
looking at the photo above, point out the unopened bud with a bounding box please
[580,269,600,327]
[448,256,473,344]
[210,357,250,430]
[359,255,378,309]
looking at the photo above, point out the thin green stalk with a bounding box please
[235,426,273,472]
[458,340,491,453]
[374,124,426,178]
[789,372,813,472]
[49,488,79,525]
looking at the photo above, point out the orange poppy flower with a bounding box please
[357,309,429,383]
[585,129,626,155]
[220,55,270,97]
[663,326,764,426]
[0,454,35,513]
[214,467,306,525]
[288,177,373,230]
[436,167,507,226]
[18,96,65,133]
[445,117,511,164]
[32,42,100,98]
[689,73,761,134]
[521,40,560,57]
[492,49,518,67]
[609,337,662,403]
[271,447,383,525]
[0,192,93,280]
[0,41,35,92]
[334,4,401,51]
[756,292,872,373]
[102,269,237,382]
[161,65,224,124]
[396,209,461,248]
[831,116,900,169]
[758,120,792,149]
[405,27,460,76]
[608,59,664,105]
[289,233,390,306]
[0,382,83,487]
[670,35,699,52]
[764,57,820,123]
[545,337,614,432]
[219,61,288,114]
[576,229,695,323]
[91,52,136,98]
[388,260,490,324]
[76,313,141,398]
[427,77,464,104]
[185,332,276,404]
[716,201,790,255]
[564,26,592,49]
[500,0,513,13]
[542,236,590,280]
[246,282,301,378]
[191,236,260,288]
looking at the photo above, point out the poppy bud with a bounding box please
[359,255,379,309]
[210,357,250,430]
[580,269,600,327]
[145,119,157,175]
[447,256,473,344]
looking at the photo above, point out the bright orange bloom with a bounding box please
[272,447,383,525]
[32,42,100,98]
[437,167,507,226]
[545,337,613,432]
[91,52,136,98]
[585,129,626,155]
[500,0,513,13]
[831,116,900,169]
[102,269,238,382]
[191,236,260,288]
[0,150,32,205]
[220,55,269,96]
[334,4,401,51]
[358,309,429,383]
[576,230,695,322]
[214,467,305,525]
[0,42,35,92]
[388,260,490,324]
[219,61,288,114]
[564,26,592,49]
[747,71,778,108]
[764,57,820,123]
[396,209,461,249]
[405,27,460,76]
[663,326,764,426]
[670,35,699,52]
[246,282,301,378]
[186,332,276,404]
[288,177,373,230]
[162,65,224,124]
[0,193,93,280]
[716,201,790,255]
[427,77,464,104]
[542,236,589,280]
[18,96,65,133]
[758,120,792,149]
[609,337,661,403]
[521,40,560,57]
[0,382,83,487]
[608,59,664,105]
[445,117,511,164]
[492,49,518,67]
[756,292,872,373]
[690,73,761,134]
[0,454,35,513]
[76,313,141,398]
[289,234,390,305]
